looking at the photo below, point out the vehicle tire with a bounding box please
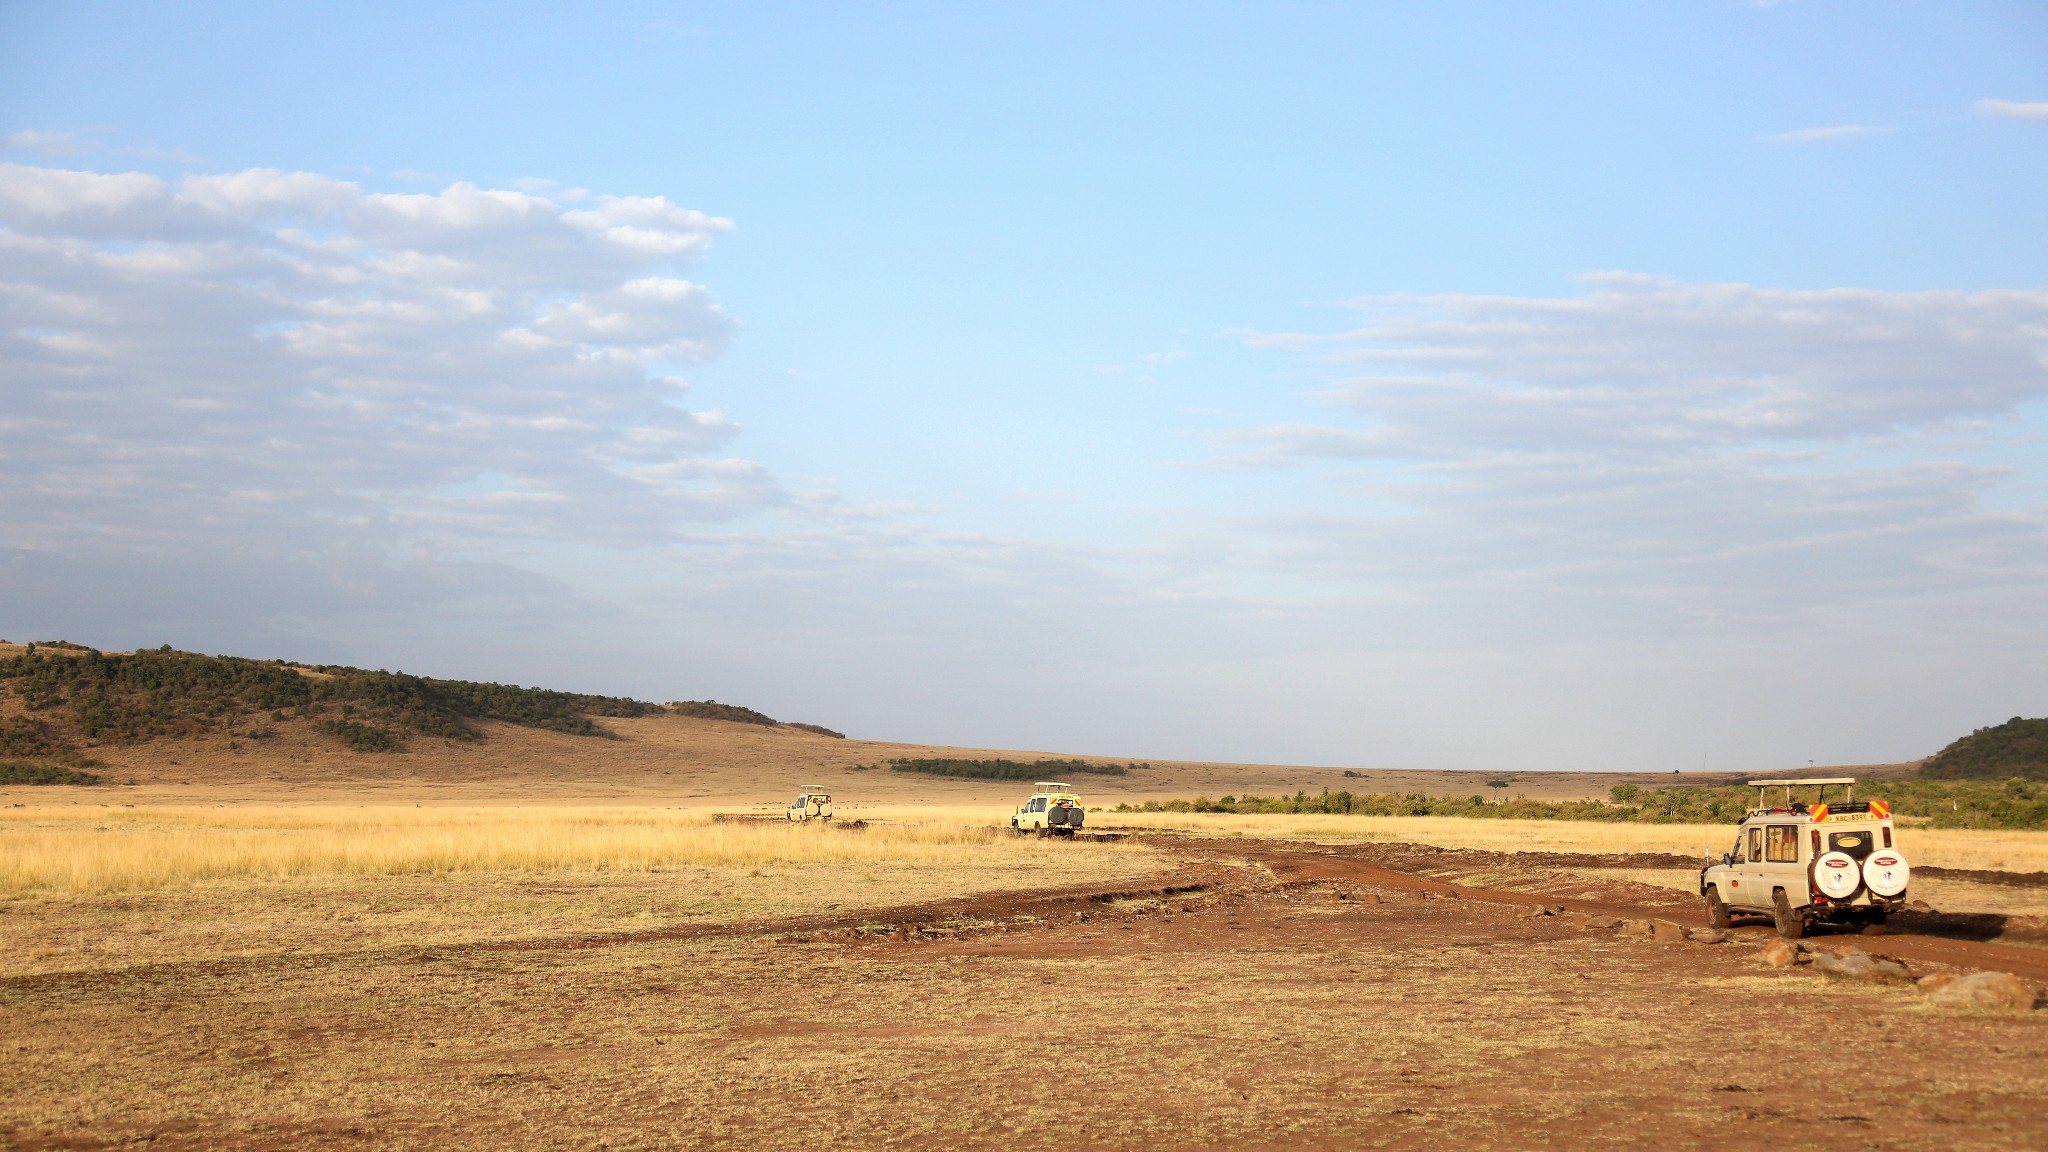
[1704,888,1731,930]
[1068,808,1084,829]
[1047,807,1068,827]
[1772,890,1805,939]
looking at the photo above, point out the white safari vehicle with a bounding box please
[785,785,833,822]
[1012,782,1084,836]
[1699,778,1909,938]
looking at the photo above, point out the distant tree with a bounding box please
[1485,777,1512,802]
[1610,783,1642,804]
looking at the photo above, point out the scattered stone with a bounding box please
[1527,904,1553,918]
[1916,971,1956,993]
[1650,919,1689,944]
[1582,915,1621,929]
[1813,951,1911,984]
[1907,900,1935,913]
[1925,971,2039,1011]
[1688,930,1731,944]
[1619,918,1653,937]
[1758,939,1799,968]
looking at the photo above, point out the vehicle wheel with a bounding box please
[1068,809,1084,829]
[1704,888,1730,930]
[1771,890,1805,939]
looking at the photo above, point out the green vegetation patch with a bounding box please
[884,757,1136,781]
[668,700,780,726]
[0,759,103,786]
[1922,716,2048,781]
[1117,778,2048,831]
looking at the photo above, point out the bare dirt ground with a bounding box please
[5,835,2045,1152]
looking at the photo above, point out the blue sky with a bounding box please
[2,1,2046,772]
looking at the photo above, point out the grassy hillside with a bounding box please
[0,642,838,782]
[1922,716,2048,782]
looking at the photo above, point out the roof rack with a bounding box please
[1034,781,1073,791]
[1747,777,1856,809]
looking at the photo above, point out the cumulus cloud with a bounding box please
[1229,275,2048,618]
[0,160,761,583]
[1975,99,2048,122]
[1761,125,1895,143]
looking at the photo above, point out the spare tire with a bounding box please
[1068,808,1084,829]
[1863,851,1909,898]
[1047,806,1070,826]
[1811,850,1862,900]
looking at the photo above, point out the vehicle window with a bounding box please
[1829,831,1872,858]
[1746,827,1763,863]
[1765,825,1798,863]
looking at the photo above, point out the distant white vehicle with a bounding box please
[1698,778,1908,938]
[1012,782,1083,836]
[786,785,833,822]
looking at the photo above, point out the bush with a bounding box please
[0,760,102,785]
[320,719,404,753]
[885,758,1135,781]
[669,700,780,726]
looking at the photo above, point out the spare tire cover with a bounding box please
[1863,851,1910,898]
[1812,851,1862,899]
[1047,806,1069,826]
[1068,808,1084,828]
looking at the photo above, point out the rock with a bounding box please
[1527,904,1553,918]
[1813,951,1911,984]
[1925,971,2039,1011]
[1916,971,1956,993]
[1688,930,1730,944]
[1582,915,1621,929]
[1759,939,1799,968]
[1619,918,1653,937]
[1650,919,1689,944]
[1907,900,1935,913]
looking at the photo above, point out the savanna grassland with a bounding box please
[4,643,2048,1150]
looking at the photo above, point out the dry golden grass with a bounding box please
[0,804,1164,978]
[1099,811,2048,872]
[0,804,1133,896]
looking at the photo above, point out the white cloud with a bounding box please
[1230,275,2048,616]
[3,129,97,158]
[1761,125,1895,143]
[1975,98,2048,122]
[0,160,758,574]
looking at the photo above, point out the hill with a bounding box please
[1921,715,2048,782]
[0,641,838,784]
